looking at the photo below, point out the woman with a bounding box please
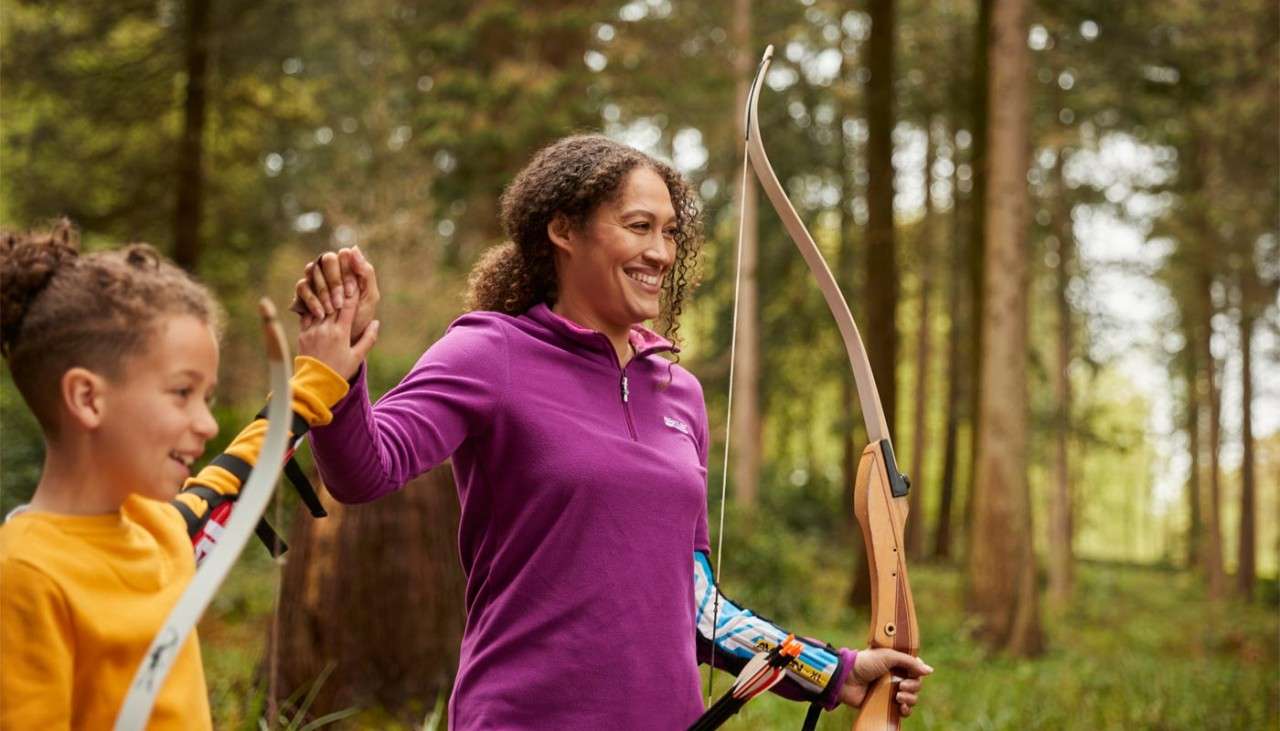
[292,135,930,729]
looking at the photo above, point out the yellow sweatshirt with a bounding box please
[0,357,347,730]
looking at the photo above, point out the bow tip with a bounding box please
[257,297,279,322]
[256,297,289,363]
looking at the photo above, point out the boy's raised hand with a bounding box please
[298,288,379,381]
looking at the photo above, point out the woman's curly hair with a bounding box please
[466,135,702,347]
[0,219,221,434]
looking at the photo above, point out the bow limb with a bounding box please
[744,46,890,446]
[114,299,293,731]
[743,46,918,730]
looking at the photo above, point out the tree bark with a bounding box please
[1047,148,1074,609]
[933,156,963,561]
[729,0,761,509]
[1236,304,1257,599]
[173,0,211,271]
[962,0,994,562]
[965,0,1042,656]
[906,117,935,560]
[864,0,899,440]
[1198,272,1228,601]
[272,466,466,723]
[841,20,872,608]
[933,32,969,563]
[1185,314,1202,570]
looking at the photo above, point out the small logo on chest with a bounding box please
[663,416,690,435]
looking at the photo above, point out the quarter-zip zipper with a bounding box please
[604,334,639,441]
[618,369,638,440]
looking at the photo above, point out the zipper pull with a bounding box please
[620,375,629,403]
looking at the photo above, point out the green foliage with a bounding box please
[0,371,42,513]
[1,0,179,240]
[0,0,314,253]
[205,557,1278,729]
[709,502,848,624]
[713,562,1279,730]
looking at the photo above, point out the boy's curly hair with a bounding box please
[0,219,221,434]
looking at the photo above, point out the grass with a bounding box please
[202,556,1279,730]
[200,548,278,729]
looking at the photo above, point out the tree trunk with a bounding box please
[933,37,969,563]
[906,117,935,560]
[841,22,872,607]
[864,0,899,440]
[729,0,761,510]
[1198,273,1228,601]
[1047,149,1074,609]
[1237,305,1257,599]
[173,0,210,271]
[965,0,1042,656]
[933,173,962,561]
[1185,332,1202,570]
[272,466,467,723]
[962,0,994,562]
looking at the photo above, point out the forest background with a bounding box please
[2,0,1277,728]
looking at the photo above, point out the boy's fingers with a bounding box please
[294,276,325,319]
[309,260,335,315]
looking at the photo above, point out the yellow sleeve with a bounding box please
[0,558,74,730]
[171,356,349,517]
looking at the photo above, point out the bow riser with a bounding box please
[852,440,918,731]
[854,673,903,731]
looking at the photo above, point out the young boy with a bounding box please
[0,222,372,729]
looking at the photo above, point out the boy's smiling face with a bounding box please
[95,314,221,503]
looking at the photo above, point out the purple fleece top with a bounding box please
[311,304,712,728]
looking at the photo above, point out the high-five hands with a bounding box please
[292,246,382,381]
[290,246,380,344]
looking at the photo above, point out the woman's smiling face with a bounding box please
[551,166,678,332]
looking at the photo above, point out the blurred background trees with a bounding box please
[2,0,1276,727]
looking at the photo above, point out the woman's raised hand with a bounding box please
[290,246,380,344]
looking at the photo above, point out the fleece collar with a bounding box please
[525,303,677,360]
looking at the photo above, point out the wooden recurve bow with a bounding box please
[743,46,919,731]
[114,299,293,731]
